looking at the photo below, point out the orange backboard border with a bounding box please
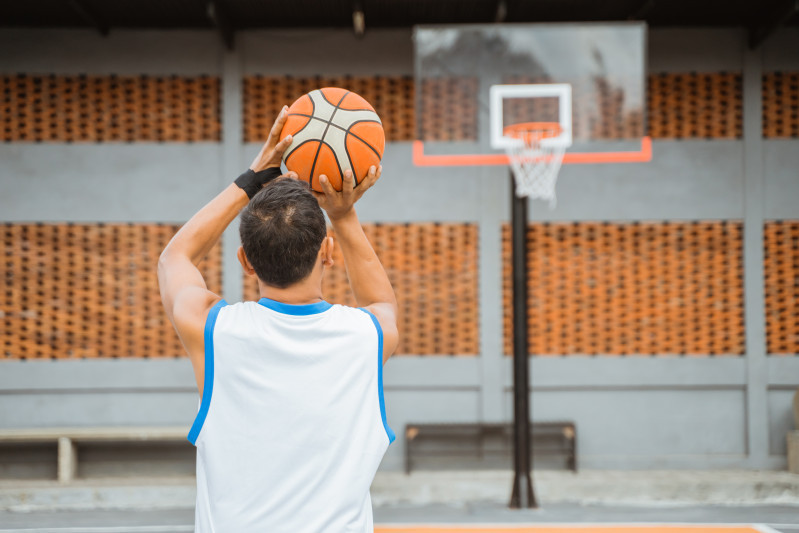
[412,137,652,167]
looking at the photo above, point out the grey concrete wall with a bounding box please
[0,27,798,473]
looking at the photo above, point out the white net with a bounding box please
[504,123,567,207]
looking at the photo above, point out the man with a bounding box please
[158,107,398,531]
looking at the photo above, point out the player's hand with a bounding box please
[249,106,293,172]
[313,166,381,221]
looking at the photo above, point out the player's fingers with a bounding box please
[360,165,380,191]
[283,170,298,180]
[267,106,289,143]
[271,134,293,160]
[319,175,337,197]
[349,166,376,202]
[341,170,355,195]
[371,165,382,184]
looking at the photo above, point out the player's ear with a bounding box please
[321,236,334,267]
[237,246,256,276]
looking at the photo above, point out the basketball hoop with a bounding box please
[503,122,567,206]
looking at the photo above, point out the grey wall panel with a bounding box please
[382,357,480,388]
[0,144,223,223]
[0,30,221,75]
[648,29,743,73]
[511,389,747,457]
[768,388,798,455]
[0,392,197,429]
[764,140,799,220]
[241,30,413,76]
[504,357,748,389]
[0,360,195,392]
[767,358,799,386]
[380,389,481,470]
[528,140,745,222]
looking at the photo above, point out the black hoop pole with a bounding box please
[509,171,538,509]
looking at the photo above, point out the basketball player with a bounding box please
[158,106,397,531]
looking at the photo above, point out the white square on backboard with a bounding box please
[489,83,573,149]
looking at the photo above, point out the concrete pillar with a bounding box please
[220,48,244,303]
[478,166,507,422]
[742,43,769,468]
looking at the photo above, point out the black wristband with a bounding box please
[234,167,282,199]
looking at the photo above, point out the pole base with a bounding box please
[509,471,538,509]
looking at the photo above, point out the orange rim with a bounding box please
[503,121,563,142]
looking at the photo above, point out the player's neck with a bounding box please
[258,276,324,306]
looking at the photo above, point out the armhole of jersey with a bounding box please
[358,308,396,444]
[187,299,227,446]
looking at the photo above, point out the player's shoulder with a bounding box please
[329,302,372,317]
[212,300,262,321]
[323,303,377,327]
[172,289,223,329]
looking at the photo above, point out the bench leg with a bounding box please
[58,437,77,483]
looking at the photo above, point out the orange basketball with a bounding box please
[279,87,385,192]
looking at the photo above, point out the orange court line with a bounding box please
[375,526,763,533]
[411,137,653,167]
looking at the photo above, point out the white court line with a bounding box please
[0,527,193,533]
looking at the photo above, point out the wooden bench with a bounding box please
[0,426,189,483]
[404,422,577,474]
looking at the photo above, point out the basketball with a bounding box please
[279,87,385,192]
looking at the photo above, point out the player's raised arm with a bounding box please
[313,167,398,362]
[158,107,293,387]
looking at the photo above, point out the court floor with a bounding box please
[375,524,777,533]
[0,505,797,533]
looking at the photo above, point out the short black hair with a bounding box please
[239,178,327,289]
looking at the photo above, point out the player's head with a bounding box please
[238,178,327,288]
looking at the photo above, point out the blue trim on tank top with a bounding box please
[187,299,227,446]
[258,297,332,316]
[358,308,396,444]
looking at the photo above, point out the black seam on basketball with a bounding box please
[288,113,322,120]
[322,139,345,183]
[284,139,322,190]
[290,113,379,134]
[294,114,382,154]
[343,134,382,187]
[331,120,381,147]
[284,138,320,159]
[318,90,340,108]
[343,140,358,187]
[282,96,315,164]
[309,90,351,182]
[301,116,382,143]
[315,88,376,113]
[344,119,384,160]
[285,115,315,137]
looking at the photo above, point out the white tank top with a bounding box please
[188,298,394,532]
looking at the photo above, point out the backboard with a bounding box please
[413,23,650,166]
